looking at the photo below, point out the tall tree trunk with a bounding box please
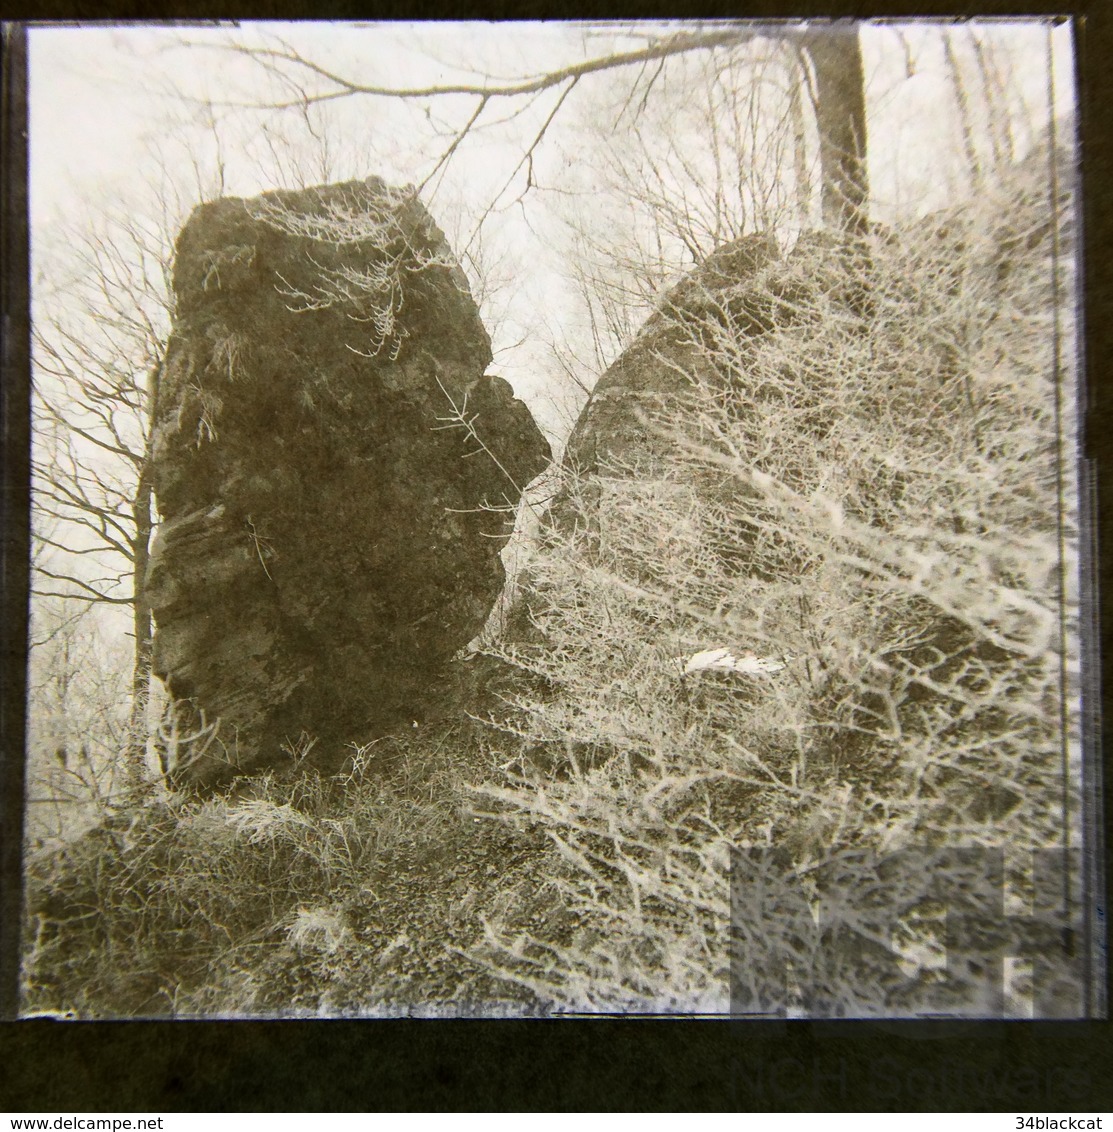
[804,22,869,236]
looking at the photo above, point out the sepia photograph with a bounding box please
[16,18,1100,1020]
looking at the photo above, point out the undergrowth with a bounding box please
[466,157,1082,1015]
[21,708,555,1017]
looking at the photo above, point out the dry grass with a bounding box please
[21,713,549,1018]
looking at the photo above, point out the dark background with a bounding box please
[1,0,1110,1112]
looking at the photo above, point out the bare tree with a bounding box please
[185,23,871,237]
[31,203,175,785]
[24,599,135,849]
[540,33,827,425]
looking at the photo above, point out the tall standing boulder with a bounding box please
[146,177,550,788]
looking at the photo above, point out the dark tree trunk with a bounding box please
[804,22,869,236]
[126,465,153,785]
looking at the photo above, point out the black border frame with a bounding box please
[1,1,1110,1111]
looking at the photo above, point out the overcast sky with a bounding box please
[28,20,1076,433]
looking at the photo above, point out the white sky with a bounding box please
[29,20,1077,436]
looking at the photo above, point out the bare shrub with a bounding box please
[470,164,1079,1014]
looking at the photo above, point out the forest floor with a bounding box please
[22,654,584,1019]
[249,719,578,1018]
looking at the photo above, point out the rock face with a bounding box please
[147,178,550,788]
[560,229,876,485]
[562,233,779,481]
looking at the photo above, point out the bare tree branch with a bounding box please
[192,28,787,110]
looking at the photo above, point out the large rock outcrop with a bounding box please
[147,178,550,788]
[561,233,781,481]
[559,227,883,492]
